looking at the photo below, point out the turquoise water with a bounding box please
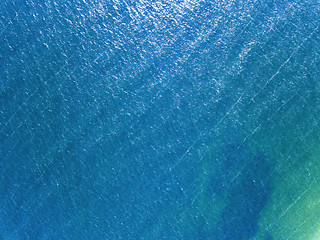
[1,0,320,239]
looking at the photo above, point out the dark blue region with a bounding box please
[0,0,320,239]
[180,146,272,240]
[265,232,273,240]
[211,153,271,240]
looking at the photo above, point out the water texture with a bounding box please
[1,0,320,239]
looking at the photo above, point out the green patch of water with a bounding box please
[249,92,320,240]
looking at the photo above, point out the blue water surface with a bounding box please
[1,0,320,239]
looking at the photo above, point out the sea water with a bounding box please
[1,0,320,239]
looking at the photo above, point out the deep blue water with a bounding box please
[1,0,320,239]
